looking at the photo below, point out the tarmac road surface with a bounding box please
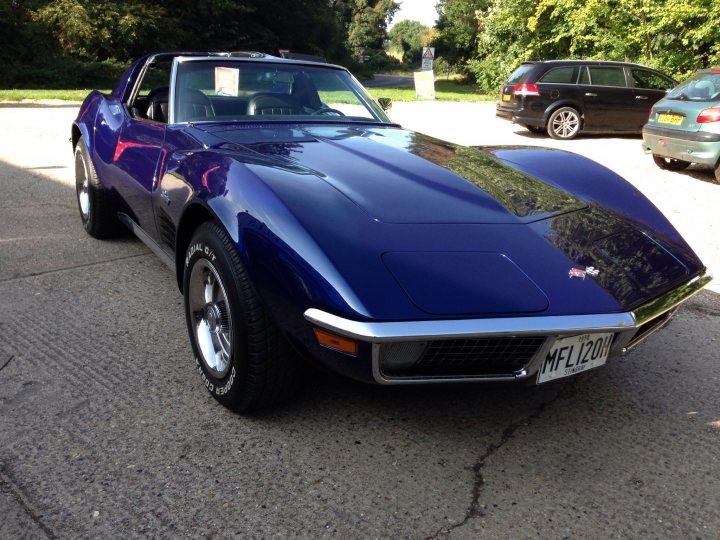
[1,104,719,539]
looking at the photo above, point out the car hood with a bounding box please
[192,124,704,319]
[204,124,586,224]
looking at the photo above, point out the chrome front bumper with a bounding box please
[304,271,712,384]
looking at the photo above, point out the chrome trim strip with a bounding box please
[117,213,174,270]
[304,309,635,342]
[631,271,712,325]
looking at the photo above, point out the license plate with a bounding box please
[537,333,613,384]
[657,113,683,126]
[502,94,511,102]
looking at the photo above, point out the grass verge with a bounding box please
[0,89,107,102]
[366,80,493,102]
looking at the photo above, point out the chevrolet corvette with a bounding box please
[72,51,711,411]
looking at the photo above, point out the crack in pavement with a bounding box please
[430,380,577,539]
[1,467,56,539]
[0,355,14,373]
[0,252,154,283]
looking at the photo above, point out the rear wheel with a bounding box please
[652,155,691,171]
[183,222,301,412]
[547,107,581,140]
[715,161,720,183]
[74,138,122,238]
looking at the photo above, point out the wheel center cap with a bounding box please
[206,304,222,332]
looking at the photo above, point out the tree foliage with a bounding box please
[347,0,400,54]
[1,0,400,87]
[388,20,430,64]
[432,0,720,92]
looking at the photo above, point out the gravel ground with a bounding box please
[0,103,718,539]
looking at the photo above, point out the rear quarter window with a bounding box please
[538,67,578,84]
[507,64,534,84]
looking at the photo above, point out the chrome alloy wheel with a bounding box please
[188,259,233,378]
[77,155,90,220]
[551,110,579,138]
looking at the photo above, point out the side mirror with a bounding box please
[377,97,392,111]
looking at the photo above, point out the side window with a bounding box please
[588,67,627,87]
[631,69,674,91]
[578,66,590,85]
[129,59,173,122]
[538,67,578,84]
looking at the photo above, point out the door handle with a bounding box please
[584,92,597,97]
[635,95,649,100]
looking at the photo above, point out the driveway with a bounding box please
[1,103,718,539]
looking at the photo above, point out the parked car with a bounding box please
[642,68,720,181]
[72,51,710,412]
[496,60,676,140]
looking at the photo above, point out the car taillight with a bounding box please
[697,107,720,123]
[649,105,655,119]
[513,83,540,97]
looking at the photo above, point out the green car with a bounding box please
[642,68,720,181]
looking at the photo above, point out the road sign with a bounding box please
[421,47,435,71]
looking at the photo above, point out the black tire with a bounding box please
[547,107,581,140]
[74,138,123,238]
[524,125,545,134]
[183,221,301,412]
[652,155,691,171]
[715,161,720,183]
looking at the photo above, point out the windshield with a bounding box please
[666,71,720,102]
[172,59,390,124]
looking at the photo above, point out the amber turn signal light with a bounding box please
[313,328,358,356]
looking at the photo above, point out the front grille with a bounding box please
[381,336,546,377]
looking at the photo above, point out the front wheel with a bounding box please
[652,155,691,171]
[547,107,581,140]
[183,222,301,412]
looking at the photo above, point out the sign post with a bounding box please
[421,47,435,72]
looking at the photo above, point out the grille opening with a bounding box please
[627,310,674,349]
[380,336,546,378]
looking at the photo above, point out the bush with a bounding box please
[1,57,127,89]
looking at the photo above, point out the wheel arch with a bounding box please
[542,100,584,126]
[175,202,219,291]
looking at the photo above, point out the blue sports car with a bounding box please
[72,51,711,411]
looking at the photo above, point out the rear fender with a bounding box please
[543,100,584,125]
[71,91,104,154]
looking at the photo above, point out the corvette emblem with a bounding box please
[569,266,600,279]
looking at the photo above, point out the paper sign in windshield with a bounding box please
[215,67,239,96]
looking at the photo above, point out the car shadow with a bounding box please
[512,128,643,141]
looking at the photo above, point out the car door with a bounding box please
[94,59,171,237]
[627,68,676,130]
[580,66,636,130]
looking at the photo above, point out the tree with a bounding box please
[347,0,400,55]
[388,19,430,64]
[433,0,489,73]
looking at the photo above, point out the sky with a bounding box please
[389,0,438,29]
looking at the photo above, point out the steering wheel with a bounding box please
[311,107,346,116]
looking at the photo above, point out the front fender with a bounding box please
[171,150,371,327]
